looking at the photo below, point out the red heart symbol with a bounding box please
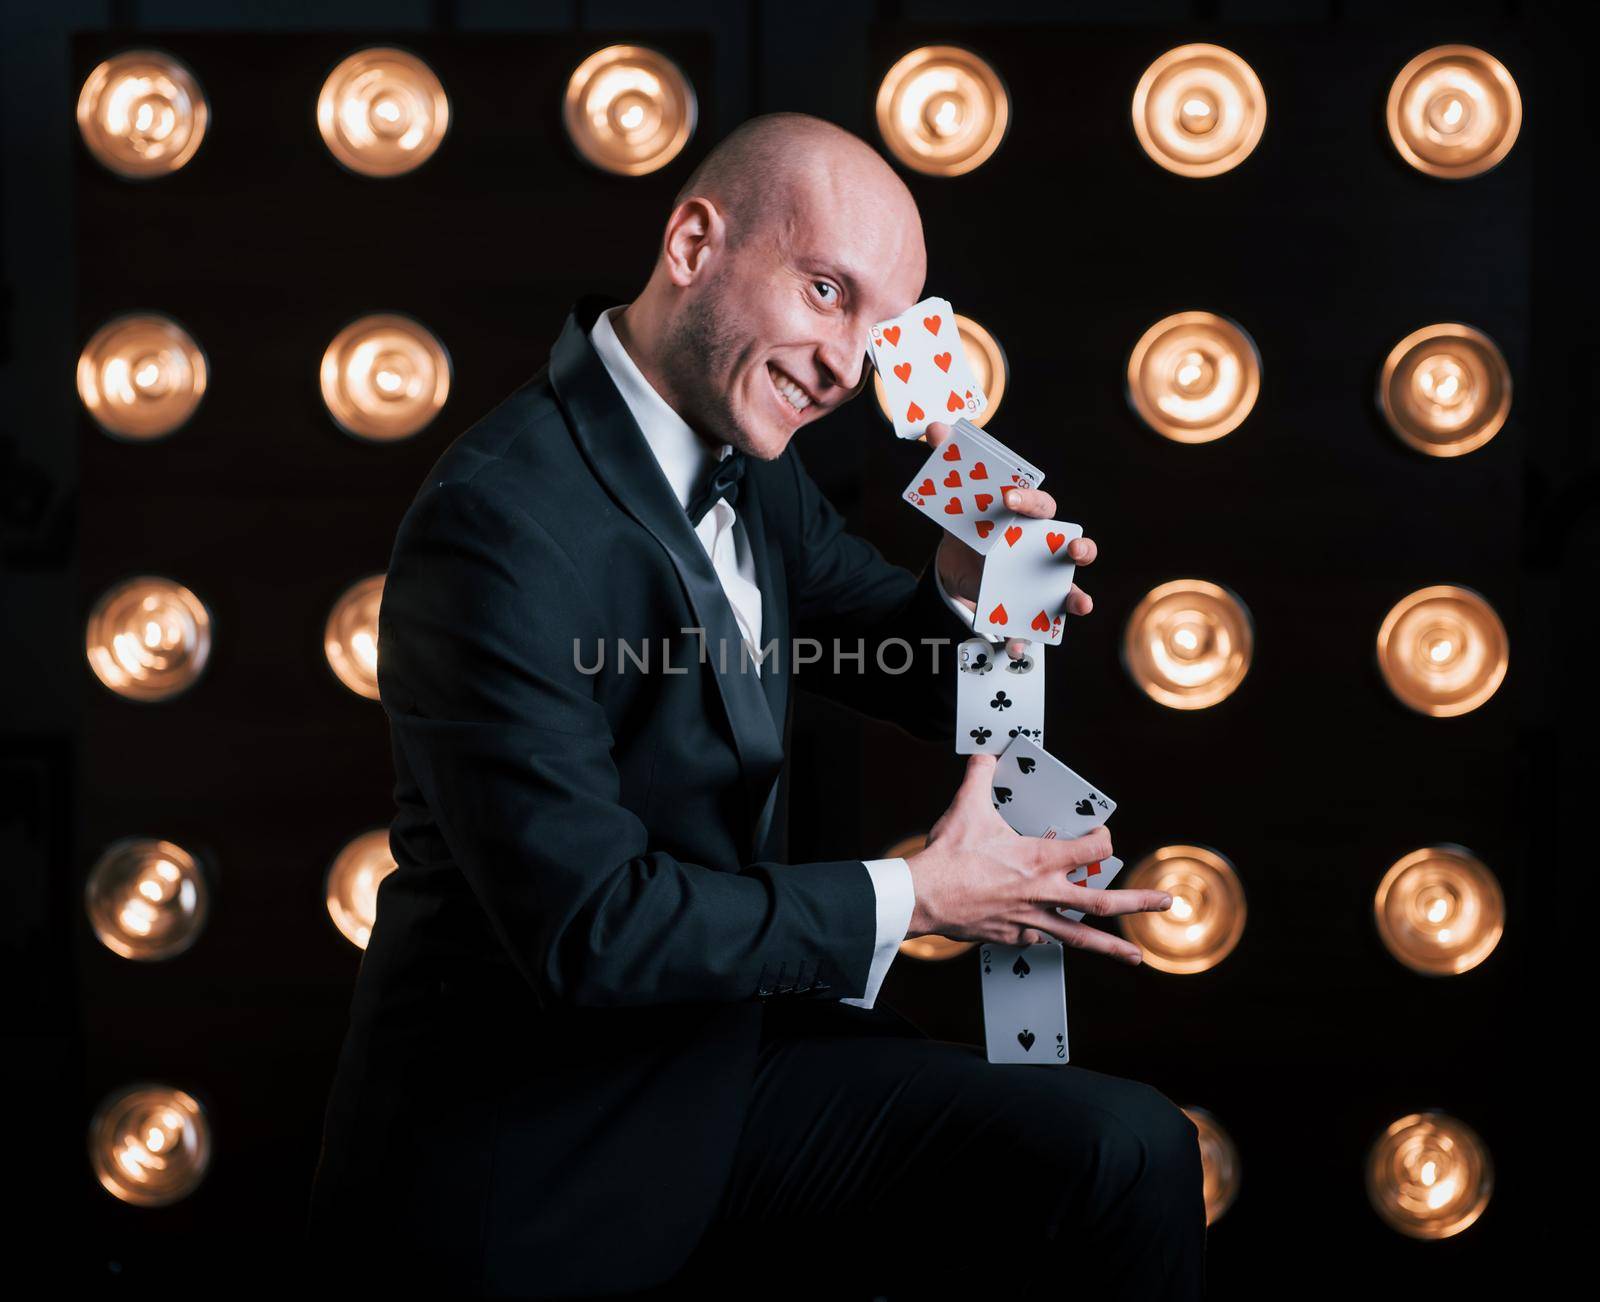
[988,602,1007,625]
[1046,532,1066,554]
[974,493,993,511]
[969,461,988,480]
[906,401,924,422]
[1031,611,1051,632]
[882,325,900,346]
[923,314,942,335]
[1004,525,1023,547]
[933,351,952,372]
[944,497,964,515]
[942,443,962,461]
[946,390,964,412]
[975,520,994,538]
[893,362,912,383]
[943,470,962,488]
[917,478,935,496]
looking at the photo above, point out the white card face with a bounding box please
[991,734,1116,839]
[902,422,1038,554]
[1056,855,1124,922]
[869,296,988,439]
[979,939,1069,1065]
[957,637,1044,754]
[973,518,1083,646]
[951,418,1044,488]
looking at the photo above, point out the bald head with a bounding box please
[670,112,919,253]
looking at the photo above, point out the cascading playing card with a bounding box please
[979,937,1069,1065]
[956,636,1043,754]
[972,518,1083,647]
[902,419,1043,554]
[991,733,1116,837]
[869,296,988,440]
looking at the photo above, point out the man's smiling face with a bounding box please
[662,149,927,460]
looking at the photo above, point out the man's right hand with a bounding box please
[904,753,1172,964]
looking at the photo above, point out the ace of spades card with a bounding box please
[973,518,1084,647]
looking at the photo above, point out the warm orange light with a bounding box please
[326,829,398,949]
[1126,312,1260,443]
[316,46,450,178]
[1119,845,1245,974]
[76,49,208,178]
[1132,44,1265,178]
[874,314,1007,432]
[1367,1111,1493,1239]
[325,575,384,700]
[77,312,208,441]
[86,837,208,961]
[1123,580,1252,710]
[1376,585,1507,717]
[1378,323,1511,457]
[876,46,1009,177]
[1375,846,1503,976]
[1182,1106,1241,1226]
[88,1084,211,1207]
[564,45,696,176]
[1387,46,1521,179]
[86,576,212,703]
[319,313,450,442]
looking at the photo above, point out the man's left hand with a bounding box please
[927,420,1097,660]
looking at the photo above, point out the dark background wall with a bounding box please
[3,0,1589,1294]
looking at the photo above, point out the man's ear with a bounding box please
[661,196,725,287]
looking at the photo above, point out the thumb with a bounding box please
[953,751,998,809]
[925,420,952,447]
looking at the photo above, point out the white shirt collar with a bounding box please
[589,305,731,511]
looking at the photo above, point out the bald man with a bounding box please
[308,113,1205,1299]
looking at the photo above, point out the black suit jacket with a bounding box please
[308,296,964,1296]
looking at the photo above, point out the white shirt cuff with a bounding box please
[839,857,916,1009]
[932,561,978,633]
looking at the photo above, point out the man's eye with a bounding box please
[814,281,838,302]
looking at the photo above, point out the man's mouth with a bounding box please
[766,362,813,415]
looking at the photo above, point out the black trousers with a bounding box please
[627,999,1207,1301]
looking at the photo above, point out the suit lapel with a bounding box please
[548,297,786,857]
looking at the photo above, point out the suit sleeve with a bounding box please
[379,475,881,1011]
[785,445,966,741]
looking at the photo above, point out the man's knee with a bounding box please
[1072,1078,1204,1214]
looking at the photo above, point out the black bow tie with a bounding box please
[684,449,747,525]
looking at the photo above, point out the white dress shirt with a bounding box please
[589,306,976,1009]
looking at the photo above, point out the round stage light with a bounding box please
[1375,846,1503,976]
[1126,311,1260,444]
[88,1083,211,1207]
[316,46,450,178]
[881,833,973,960]
[564,45,697,177]
[86,576,212,703]
[1386,45,1521,180]
[1376,585,1507,717]
[319,313,451,442]
[1131,44,1265,178]
[1377,323,1511,457]
[76,49,208,178]
[325,574,385,700]
[874,313,1007,432]
[85,837,209,962]
[1119,845,1245,974]
[1182,1106,1241,1226]
[875,46,1009,177]
[1123,580,1253,710]
[1367,1110,1493,1239]
[77,312,208,442]
[326,828,398,950]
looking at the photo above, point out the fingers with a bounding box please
[1068,535,1096,565]
[1034,912,1144,965]
[1059,885,1174,921]
[1067,583,1093,616]
[1036,826,1113,870]
[1005,637,1028,659]
[1001,486,1056,519]
[925,420,953,447]
[954,750,998,808]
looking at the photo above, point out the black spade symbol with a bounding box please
[1074,797,1094,816]
[1011,953,1031,979]
[994,787,1013,806]
[1017,1029,1036,1052]
[1017,757,1036,775]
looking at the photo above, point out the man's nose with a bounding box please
[818,331,870,398]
